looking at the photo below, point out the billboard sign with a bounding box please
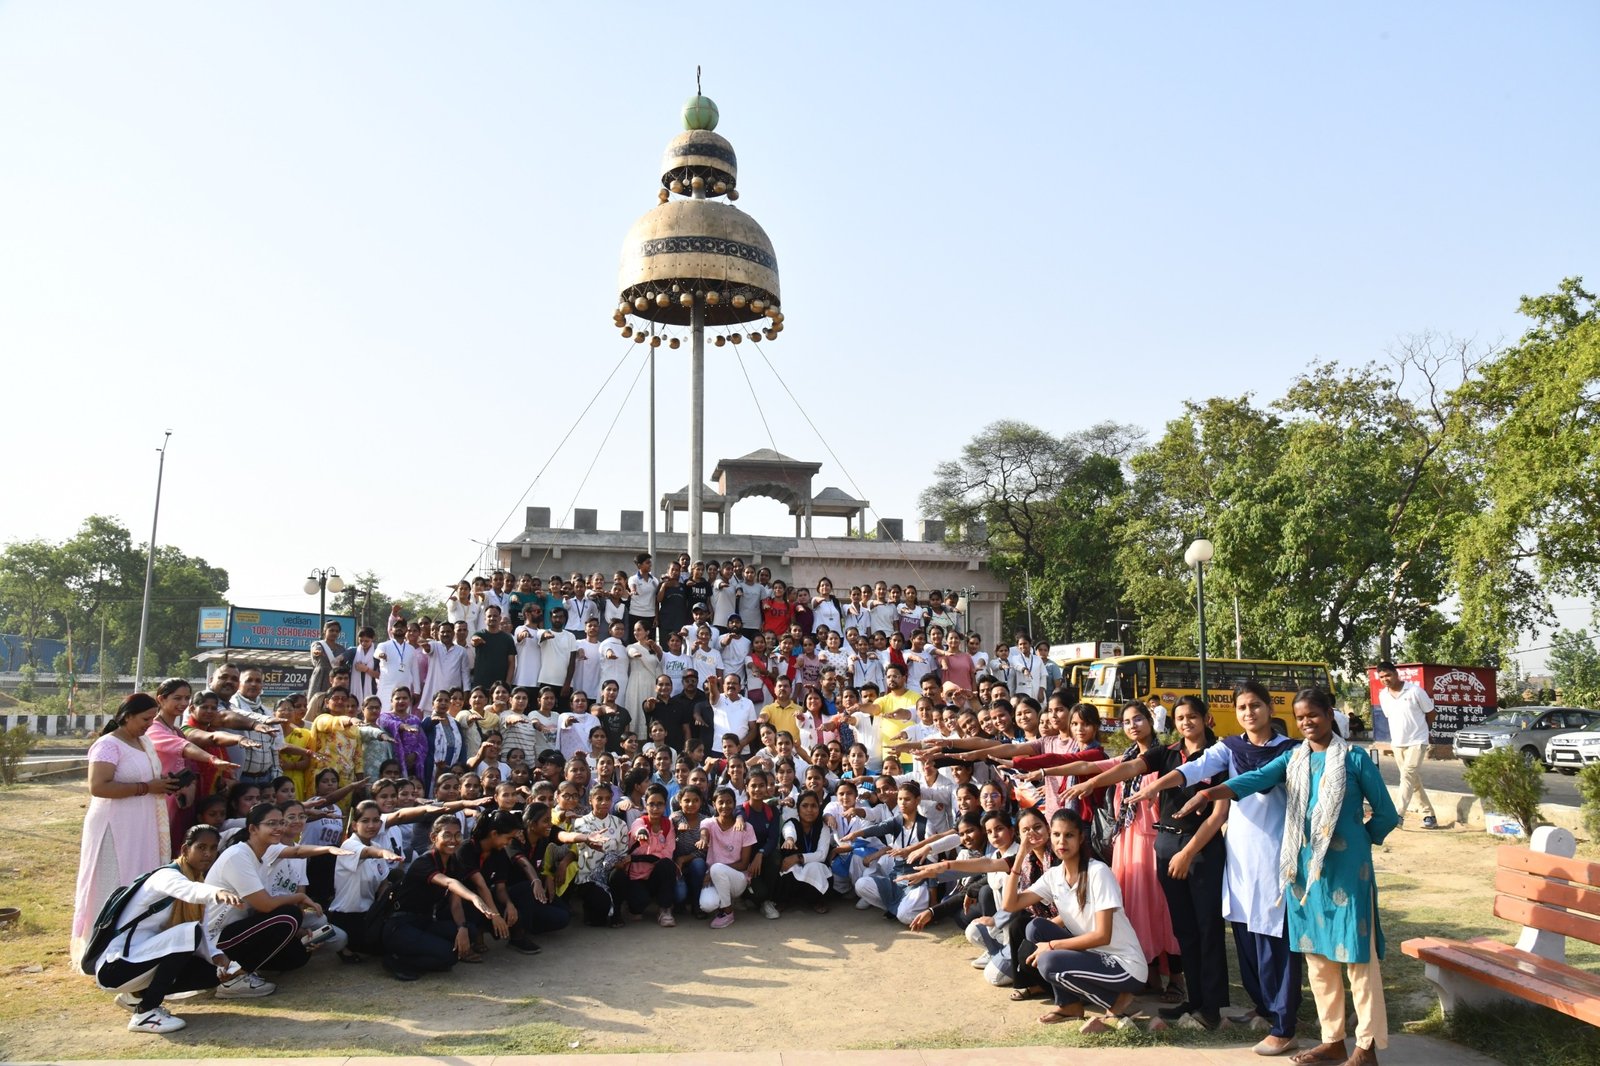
[1368,662,1498,744]
[196,607,228,648]
[226,607,357,653]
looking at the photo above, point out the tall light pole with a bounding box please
[304,568,345,628]
[133,430,172,690]
[1184,538,1215,710]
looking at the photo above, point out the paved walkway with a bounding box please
[39,1034,1500,1066]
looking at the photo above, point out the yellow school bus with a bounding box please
[1079,655,1332,738]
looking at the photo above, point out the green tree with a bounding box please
[1116,346,1486,674]
[0,539,71,665]
[1455,278,1600,642]
[919,420,1141,643]
[329,572,433,633]
[1546,628,1600,707]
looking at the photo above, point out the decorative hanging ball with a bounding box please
[670,180,684,194]
[765,329,776,340]
[679,292,694,307]
[621,325,633,338]
[658,189,669,204]
[669,337,680,349]
[655,293,670,308]
[732,294,747,309]
[634,296,649,312]
[690,175,704,190]
[774,322,784,332]
[714,335,726,347]
[730,332,742,344]
[750,300,765,315]
[727,188,740,201]
[618,302,632,316]
[714,181,727,194]
[706,291,721,306]
[650,335,661,348]
[634,332,647,344]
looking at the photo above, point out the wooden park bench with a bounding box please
[1402,826,1600,1026]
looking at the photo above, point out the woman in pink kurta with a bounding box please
[147,678,238,853]
[70,694,174,969]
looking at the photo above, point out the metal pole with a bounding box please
[648,337,657,558]
[318,577,327,631]
[1195,562,1209,711]
[99,613,106,711]
[688,291,705,564]
[1024,573,1035,642]
[134,430,171,690]
[1233,593,1242,658]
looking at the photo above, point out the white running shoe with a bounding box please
[114,992,142,1010]
[128,1007,185,1034]
[215,972,276,998]
[761,901,781,920]
[970,952,991,969]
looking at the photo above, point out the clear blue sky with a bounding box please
[1,2,1595,662]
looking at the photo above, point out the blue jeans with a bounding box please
[675,857,707,908]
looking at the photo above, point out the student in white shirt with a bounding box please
[597,619,631,696]
[571,617,605,701]
[89,825,240,1034]
[626,551,661,641]
[1376,660,1438,828]
[534,607,580,700]
[1000,808,1147,1024]
[710,562,739,627]
[557,691,602,760]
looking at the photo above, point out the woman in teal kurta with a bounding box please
[1182,688,1398,1066]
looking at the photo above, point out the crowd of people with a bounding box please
[71,554,1401,1066]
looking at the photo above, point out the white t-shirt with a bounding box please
[598,636,630,692]
[447,598,486,635]
[331,833,394,914]
[628,572,660,617]
[572,639,605,699]
[205,841,285,939]
[537,629,579,689]
[867,602,899,636]
[712,695,758,750]
[1380,681,1434,747]
[720,633,752,673]
[661,650,692,695]
[1027,860,1148,984]
[513,626,545,687]
[811,598,841,636]
[558,711,601,759]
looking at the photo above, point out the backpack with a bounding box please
[78,864,178,973]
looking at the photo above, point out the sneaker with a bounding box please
[983,960,1013,987]
[709,910,735,929]
[855,896,874,910]
[658,910,676,928]
[1421,815,1439,829]
[215,972,276,998]
[761,901,780,920]
[114,992,143,1011]
[128,1007,185,1034]
[509,936,542,955]
[970,953,991,969]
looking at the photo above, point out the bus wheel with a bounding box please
[1270,718,1289,737]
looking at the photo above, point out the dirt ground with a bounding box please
[0,782,1593,1061]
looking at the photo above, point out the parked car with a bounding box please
[1544,718,1600,774]
[1452,706,1600,770]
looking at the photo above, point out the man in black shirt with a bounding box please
[670,669,714,752]
[471,605,517,689]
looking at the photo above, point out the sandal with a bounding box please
[337,950,364,964]
[1009,986,1046,1001]
[1039,1007,1082,1025]
[459,952,484,964]
[1161,982,1186,1004]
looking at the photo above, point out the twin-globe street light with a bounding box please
[1183,538,1215,710]
[304,568,344,630]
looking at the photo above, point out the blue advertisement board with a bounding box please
[197,607,228,648]
[226,607,358,652]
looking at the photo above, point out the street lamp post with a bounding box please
[133,430,172,691]
[1184,539,1214,711]
[955,584,978,634]
[304,568,345,629]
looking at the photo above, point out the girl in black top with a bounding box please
[1063,696,1230,1027]
[382,814,504,981]
[458,811,543,957]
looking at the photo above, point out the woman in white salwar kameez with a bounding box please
[774,791,836,913]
